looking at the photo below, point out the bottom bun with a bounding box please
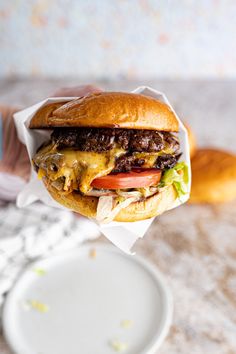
[44,178,177,222]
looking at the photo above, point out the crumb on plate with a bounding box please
[121,319,133,329]
[109,339,128,352]
[33,268,46,276]
[89,248,97,259]
[27,299,49,313]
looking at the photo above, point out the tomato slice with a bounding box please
[91,169,162,189]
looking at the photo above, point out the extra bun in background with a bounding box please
[189,148,236,204]
[29,92,179,132]
[45,178,177,222]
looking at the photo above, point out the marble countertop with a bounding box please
[0,79,236,354]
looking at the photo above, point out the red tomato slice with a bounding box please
[91,169,162,189]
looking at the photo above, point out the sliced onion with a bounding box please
[96,196,138,224]
[86,189,117,197]
[51,179,64,191]
[141,186,159,197]
[96,196,114,222]
[116,190,142,198]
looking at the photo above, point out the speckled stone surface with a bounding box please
[0,79,236,354]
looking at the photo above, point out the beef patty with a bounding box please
[51,128,180,153]
[113,153,181,173]
[48,128,181,172]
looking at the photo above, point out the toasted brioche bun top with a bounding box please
[29,92,179,132]
[190,148,236,204]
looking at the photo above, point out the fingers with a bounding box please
[0,105,31,180]
[51,84,102,98]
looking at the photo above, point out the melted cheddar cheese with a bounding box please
[134,147,174,168]
[34,144,125,194]
[33,143,176,195]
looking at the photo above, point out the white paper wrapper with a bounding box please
[14,87,191,254]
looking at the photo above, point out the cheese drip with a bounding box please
[134,147,174,168]
[34,144,125,194]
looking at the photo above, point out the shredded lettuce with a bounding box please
[109,339,128,352]
[33,268,46,276]
[96,196,138,223]
[27,299,49,313]
[161,162,189,199]
[120,319,133,329]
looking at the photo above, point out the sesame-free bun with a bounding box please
[29,92,179,132]
[44,178,177,222]
[29,102,68,129]
[190,148,236,204]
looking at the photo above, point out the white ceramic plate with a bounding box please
[3,244,172,354]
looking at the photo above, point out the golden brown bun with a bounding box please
[184,123,197,157]
[189,148,236,204]
[44,178,177,222]
[29,92,179,132]
[29,102,69,129]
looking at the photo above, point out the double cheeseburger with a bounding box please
[30,92,188,222]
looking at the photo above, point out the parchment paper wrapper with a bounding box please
[14,87,191,254]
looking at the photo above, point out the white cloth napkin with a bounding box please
[0,201,100,315]
[0,173,26,201]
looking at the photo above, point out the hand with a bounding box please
[0,105,30,181]
[0,85,102,182]
[51,84,102,98]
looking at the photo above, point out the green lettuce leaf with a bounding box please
[161,162,189,199]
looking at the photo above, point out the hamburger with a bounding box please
[29,92,189,222]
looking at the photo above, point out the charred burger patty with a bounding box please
[51,127,179,152]
[33,127,181,193]
[50,127,181,173]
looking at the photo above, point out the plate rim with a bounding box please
[2,244,173,354]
